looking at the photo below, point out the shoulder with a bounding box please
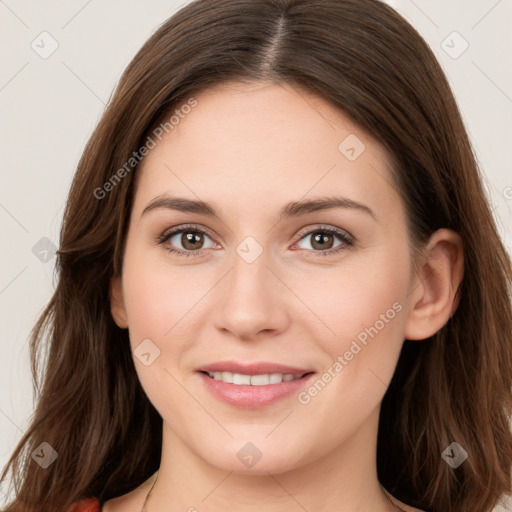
[102,471,159,512]
[67,497,101,512]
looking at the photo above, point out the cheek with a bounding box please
[120,251,200,414]
[297,245,410,353]
[122,270,174,341]
[121,239,205,340]
[292,269,407,448]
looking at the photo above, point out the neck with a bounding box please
[144,407,400,512]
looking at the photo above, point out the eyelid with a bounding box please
[294,224,354,244]
[158,223,216,242]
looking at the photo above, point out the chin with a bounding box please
[198,437,307,475]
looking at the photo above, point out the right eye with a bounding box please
[158,224,219,257]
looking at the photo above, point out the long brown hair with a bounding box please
[2,1,511,511]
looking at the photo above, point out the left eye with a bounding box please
[292,226,354,255]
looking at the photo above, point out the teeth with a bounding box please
[233,373,251,385]
[206,371,305,385]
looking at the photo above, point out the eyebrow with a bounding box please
[141,195,377,221]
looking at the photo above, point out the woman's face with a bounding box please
[111,80,419,474]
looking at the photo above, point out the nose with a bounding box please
[212,246,291,342]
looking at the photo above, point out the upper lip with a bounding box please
[197,361,314,375]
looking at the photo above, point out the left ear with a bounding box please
[404,228,464,340]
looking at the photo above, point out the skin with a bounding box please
[105,80,463,512]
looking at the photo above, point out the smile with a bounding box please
[197,365,316,408]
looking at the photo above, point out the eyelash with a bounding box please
[156,224,355,258]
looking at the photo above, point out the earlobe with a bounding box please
[109,276,129,329]
[404,229,464,340]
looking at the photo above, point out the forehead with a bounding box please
[133,80,400,219]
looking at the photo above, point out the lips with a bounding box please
[196,360,316,408]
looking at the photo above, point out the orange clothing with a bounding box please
[68,498,101,512]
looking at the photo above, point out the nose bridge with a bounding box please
[227,239,272,307]
[212,236,289,339]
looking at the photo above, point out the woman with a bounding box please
[2,0,511,511]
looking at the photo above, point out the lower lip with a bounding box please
[197,372,315,408]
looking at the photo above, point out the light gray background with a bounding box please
[1,0,511,509]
